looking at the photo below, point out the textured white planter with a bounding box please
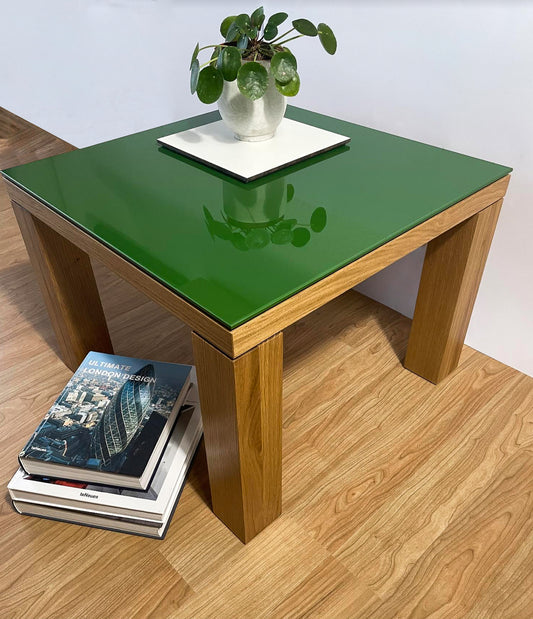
[217,60,287,142]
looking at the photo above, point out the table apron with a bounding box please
[5,174,510,359]
[5,178,235,356]
[229,175,510,356]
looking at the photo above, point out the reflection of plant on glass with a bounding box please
[203,181,327,250]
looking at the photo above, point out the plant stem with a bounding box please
[198,44,227,52]
[269,27,295,44]
[200,57,218,68]
[275,34,305,46]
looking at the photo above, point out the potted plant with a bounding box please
[189,7,337,141]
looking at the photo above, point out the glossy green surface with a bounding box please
[2,107,511,328]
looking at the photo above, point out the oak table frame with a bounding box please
[4,169,509,543]
[3,106,511,543]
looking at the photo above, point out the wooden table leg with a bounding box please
[404,199,503,384]
[12,201,113,370]
[192,331,283,543]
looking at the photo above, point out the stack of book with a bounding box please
[8,351,203,539]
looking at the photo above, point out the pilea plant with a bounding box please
[190,7,337,104]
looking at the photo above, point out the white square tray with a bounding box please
[157,117,350,182]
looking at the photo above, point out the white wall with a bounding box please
[1,0,531,376]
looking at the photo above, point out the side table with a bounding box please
[2,107,511,542]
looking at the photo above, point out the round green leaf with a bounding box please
[292,18,317,36]
[221,46,241,81]
[310,207,327,232]
[212,221,232,240]
[244,25,258,39]
[203,206,214,223]
[267,12,288,27]
[190,58,200,94]
[251,7,265,28]
[203,206,215,238]
[286,184,295,202]
[237,62,268,100]
[225,20,240,42]
[263,23,278,41]
[271,228,293,245]
[220,15,237,38]
[246,228,270,249]
[271,51,297,84]
[196,66,224,103]
[291,227,311,247]
[231,233,248,251]
[236,34,249,51]
[190,42,199,69]
[275,72,300,97]
[318,23,337,54]
[235,13,251,29]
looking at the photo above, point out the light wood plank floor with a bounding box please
[1,108,532,619]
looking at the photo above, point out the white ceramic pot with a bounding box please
[217,60,287,142]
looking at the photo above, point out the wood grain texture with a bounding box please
[0,106,75,169]
[1,108,531,618]
[5,179,236,356]
[229,176,509,356]
[405,199,503,383]
[192,332,283,543]
[12,201,113,370]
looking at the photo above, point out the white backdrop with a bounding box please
[1,0,531,376]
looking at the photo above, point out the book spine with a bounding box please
[18,453,29,476]
[10,498,23,515]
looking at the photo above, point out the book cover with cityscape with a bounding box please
[21,404,197,503]
[20,352,191,478]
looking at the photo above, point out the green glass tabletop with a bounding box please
[2,107,511,329]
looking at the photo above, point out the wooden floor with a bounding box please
[1,108,532,619]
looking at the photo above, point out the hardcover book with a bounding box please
[10,382,202,523]
[18,352,192,490]
[11,385,203,539]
